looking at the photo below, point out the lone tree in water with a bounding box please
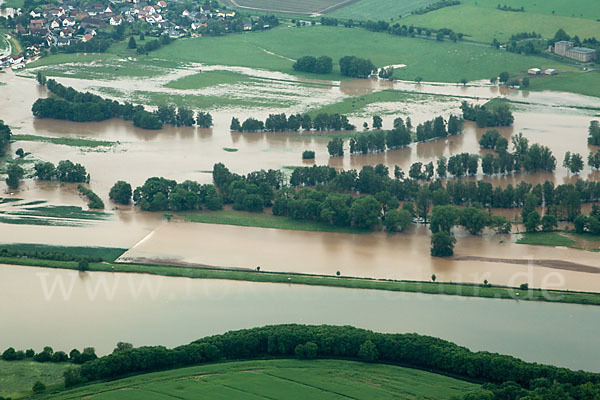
[431,231,456,257]
[109,181,133,205]
[5,164,24,189]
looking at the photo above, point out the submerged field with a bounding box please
[42,359,479,400]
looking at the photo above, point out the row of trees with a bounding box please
[429,205,512,256]
[0,120,11,157]
[461,101,514,128]
[328,115,461,157]
[68,324,600,399]
[2,345,96,365]
[589,120,600,146]
[574,206,600,235]
[339,56,376,78]
[154,105,213,128]
[33,78,215,130]
[286,163,598,219]
[231,113,355,132]
[34,160,89,183]
[292,56,333,74]
[77,184,104,209]
[33,78,162,130]
[132,177,223,212]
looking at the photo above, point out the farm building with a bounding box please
[544,69,557,75]
[552,41,597,62]
[528,68,541,75]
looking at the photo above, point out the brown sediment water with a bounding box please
[1,263,600,373]
[118,222,600,293]
[0,64,599,293]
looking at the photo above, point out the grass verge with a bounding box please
[182,209,369,234]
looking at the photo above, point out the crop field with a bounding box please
[402,3,600,43]
[45,359,479,399]
[328,0,437,20]
[220,0,359,15]
[0,360,69,399]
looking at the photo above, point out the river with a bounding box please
[0,264,598,372]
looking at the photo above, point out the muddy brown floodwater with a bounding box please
[118,221,600,292]
[0,67,599,291]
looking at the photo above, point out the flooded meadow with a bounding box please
[0,57,599,290]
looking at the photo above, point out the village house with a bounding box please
[110,15,124,25]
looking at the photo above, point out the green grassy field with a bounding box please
[3,255,600,305]
[220,0,357,15]
[328,0,437,20]
[153,26,567,83]
[517,232,577,247]
[12,134,118,148]
[164,70,254,90]
[0,243,127,262]
[402,4,600,43]
[182,209,369,234]
[462,0,600,20]
[0,360,69,399]
[42,359,479,399]
[10,206,110,221]
[527,71,600,99]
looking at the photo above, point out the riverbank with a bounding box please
[2,256,600,305]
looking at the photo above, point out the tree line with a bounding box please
[292,55,333,74]
[32,78,213,130]
[285,163,598,220]
[230,113,354,132]
[0,120,11,157]
[2,345,97,365]
[59,324,600,400]
[327,115,462,157]
[131,177,223,212]
[461,101,514,128]
[574,205,600,235]
[34,160,89,183]
[589,120,600,146]
[77,184,104,209]
[33,78,162,129]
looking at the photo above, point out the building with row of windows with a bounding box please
[552,41,597,62]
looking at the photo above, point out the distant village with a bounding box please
[1,0,272,70]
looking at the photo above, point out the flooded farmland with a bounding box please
[1,264,600,372]
[1,65,599,291]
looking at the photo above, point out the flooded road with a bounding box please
[120,221,600,292]
[0,264,599,372]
